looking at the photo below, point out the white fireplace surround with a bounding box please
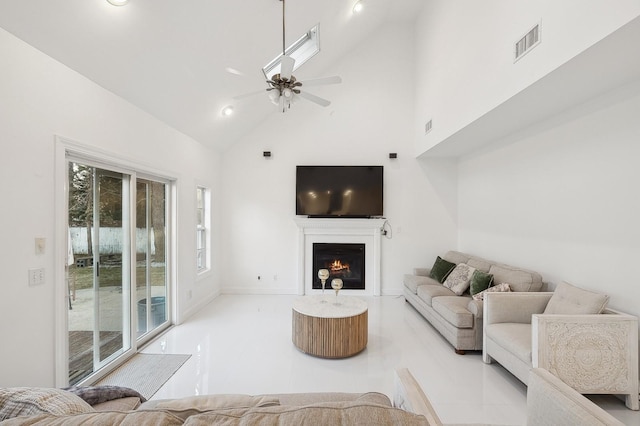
[295,217,385,296]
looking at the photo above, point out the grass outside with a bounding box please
[70,264,166,290]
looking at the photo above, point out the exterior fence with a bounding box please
[69,227,157,255]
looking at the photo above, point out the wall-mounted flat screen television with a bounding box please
[296,166,383,218]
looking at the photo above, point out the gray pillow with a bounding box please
[543,281,609,314]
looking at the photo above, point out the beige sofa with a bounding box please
[483,284,639,410]
[0,368,626,425]
[403,251,543,353]
[0,369,434,425]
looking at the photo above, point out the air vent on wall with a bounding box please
[515,23,541,62]
[424,119,433,135]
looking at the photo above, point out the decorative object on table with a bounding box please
[331,278,343,304]
[317,269,329,295]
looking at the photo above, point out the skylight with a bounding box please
[262,24,320,80]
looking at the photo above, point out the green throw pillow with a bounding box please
[429,256,456,283]
[470,270,494,296]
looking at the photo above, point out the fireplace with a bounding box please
[295,217,384,296]
[313,243,365,290]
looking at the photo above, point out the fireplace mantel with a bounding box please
[295,217,385,296]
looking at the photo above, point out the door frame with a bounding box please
[54,136,177,387]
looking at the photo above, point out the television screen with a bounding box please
[296,166,383,217]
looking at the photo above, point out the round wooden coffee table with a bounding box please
[292,294,368,358]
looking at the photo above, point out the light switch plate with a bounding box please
[35,238,46,255]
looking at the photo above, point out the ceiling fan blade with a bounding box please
[302,76,342,87]
[280,55,295,80]
[225,67,245,76]
[233,89,267,100]
[298,91,331,107]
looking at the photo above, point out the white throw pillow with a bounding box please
[442,263,476,296]
[543,281,609,314]
[0,388,95,421]
[472,282,511,301]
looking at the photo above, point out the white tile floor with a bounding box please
[141,294,639,425]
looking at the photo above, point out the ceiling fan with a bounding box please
[233,0,342,112]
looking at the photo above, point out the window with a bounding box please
[196,186,210,272]
[262,24,320,80]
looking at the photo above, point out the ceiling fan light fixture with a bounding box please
[268,90,281,105]
[233,0,340,112]
[107,0,129,6]
[221,105,234,117]
[353,1,364,14]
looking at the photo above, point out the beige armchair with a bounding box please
[483,288,639,410]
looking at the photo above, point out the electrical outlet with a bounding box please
[28,268,45,286]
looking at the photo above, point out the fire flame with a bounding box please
[330,260,350,273]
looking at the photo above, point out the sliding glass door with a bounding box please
[66,159,170,385]
[136,179,168,338]
[67,163,131,384]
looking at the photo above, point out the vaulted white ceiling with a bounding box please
[0,0,425,151]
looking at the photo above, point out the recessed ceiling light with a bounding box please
[353,1,364,14]
[221,106,234,117]
[107,0,129,6]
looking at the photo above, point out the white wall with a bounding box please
[0,28,221,387]
[219,22,457,295]
[411,1,640,318]
[414,0,640,155]
[458,82,640,318]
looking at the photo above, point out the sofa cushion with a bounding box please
[443,263,476,296]
[488,264,542,292]
[403,274,438,294]
[182,402,430,426]
[543,281,609,315]
[0,388,95,421]
[432,296,474,328]
[442,251,470,265]
[92,396,141,412]
[139,394,280,420]
[466,257,493,273]
[428,256,456,283]
[272,392,390,407]
[469,270,494,296]
[416,284,456,306]
[485,323,532,364]
[413,268,431,277]
[0,410,185,425]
